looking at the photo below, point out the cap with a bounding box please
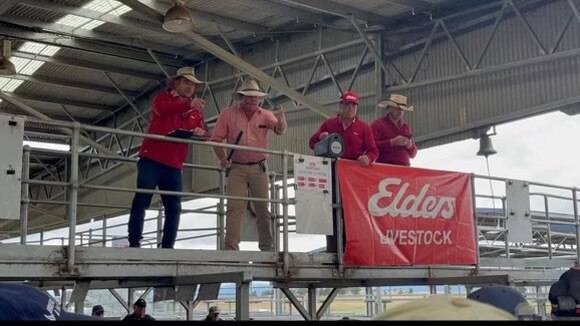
[467,284,526,315]
[134,298,147,308]
[339,91,359,105]
[209,306,221,314]
[374,295,516,320]
[0,283,96,321]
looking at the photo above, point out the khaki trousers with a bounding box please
[224,163,273,251]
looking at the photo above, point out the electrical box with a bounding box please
[0,114,24,220]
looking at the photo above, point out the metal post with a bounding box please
[67,123,80,274]
[535,285,545,318]
[60,286,66,310]
[282,151,289,276]
[573,187,579,263]
[274,288,283,316]
[365,287,373,316]
[20,145,31,245]
[470,174,481,271]
[375,287,383,314]
[102,214,107,247]
[157,204,163,248]
[40,228,44,245]
[308,286,317,320]
[544,195,553,258]
[374,31,385,116]
[236,281,250,320]
[88,220,93,246]
[217,170,226,250]
[334,161,344,276]
[269,172,279,252]
[74,300,83,314]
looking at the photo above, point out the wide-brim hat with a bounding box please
[236,79,268,97]
[169,66,203,84]
[378,94,413,112]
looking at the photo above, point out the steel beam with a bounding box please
[103,72,147,121]
[415,93,580,145]
[11,51,163,81]
[389,46,580,92]
[280,287,311,320]
[10,74,138,97]
[5,93,115,113]
[119,0,334,118]
[0,92,120,157]
[384,0,433,12]
[0,23,186,67]
[316,288,339,319]
[0,14,189,59]
[276,0,385,23]
[230,0,332,27]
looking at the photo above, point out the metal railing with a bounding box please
[17,117,296,276]
[11,117,580,278]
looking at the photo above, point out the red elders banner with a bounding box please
[337,160,477,266]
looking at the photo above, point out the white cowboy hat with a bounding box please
[378,94,414,112]
[236,79,268,97]
[169,66,203,84]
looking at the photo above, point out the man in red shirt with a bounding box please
[309,90,377,253]
[371,94,417,166]
[211,79,287,251]
[309,90,377,166]
[127,67,208,249]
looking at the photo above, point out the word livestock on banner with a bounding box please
[337,160,477,266]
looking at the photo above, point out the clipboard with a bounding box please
[167,129,207,141]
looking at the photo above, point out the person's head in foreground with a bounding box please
[0,283,95,321]
[467,284,538,319]
[374,295,516,320]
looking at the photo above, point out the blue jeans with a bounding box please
[128,157,182,248]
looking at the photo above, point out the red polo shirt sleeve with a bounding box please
[152,91,191,117]
[309,119,330,150]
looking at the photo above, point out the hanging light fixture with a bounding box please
[0,40,16,76]
[162,1,194,33]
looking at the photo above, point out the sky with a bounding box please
[4,110,580,252]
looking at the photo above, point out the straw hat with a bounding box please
[378,94,414,112]
[236,79,268,97]
[169,66,203,84]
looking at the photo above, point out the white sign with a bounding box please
[294,155,333,235]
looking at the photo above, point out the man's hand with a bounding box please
[192,127,206,137]
[404,138,413,149]
[273,105,286,120]
[190,98,206,110]
[318,132,330,140]
[357,154,370,166]
[219,157,232,169]
[170,90,179,97]
[390,135,409,147]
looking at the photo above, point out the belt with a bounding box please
[232,159,265,165]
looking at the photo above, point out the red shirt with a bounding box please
[139,90,207,169]
[371,117,417,166]
[309,116,378,162]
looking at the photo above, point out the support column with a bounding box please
[236,281,250,320]
[308,286,317,320]
[20,145,30,245]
